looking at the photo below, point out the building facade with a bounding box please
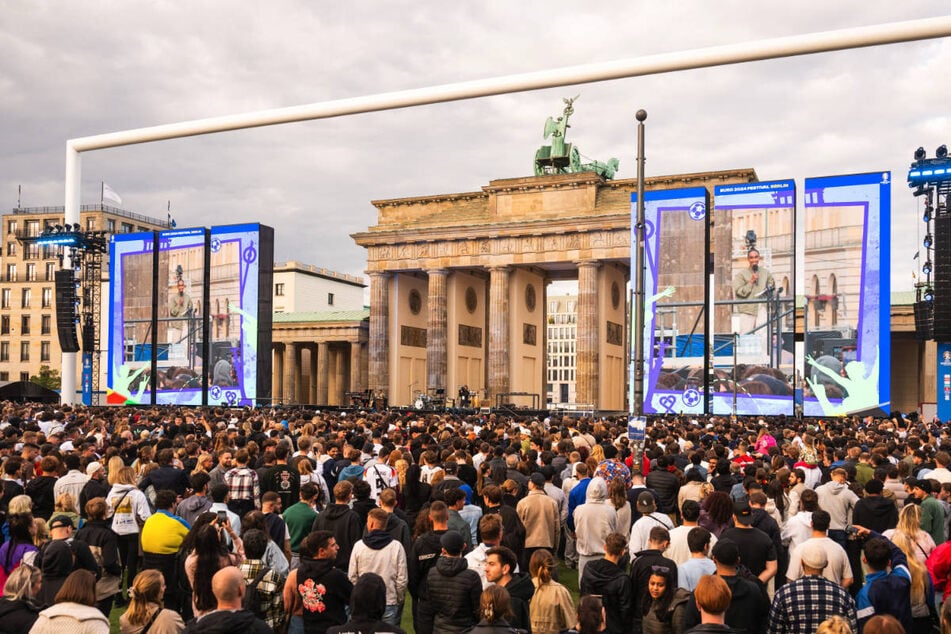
[546,293,578,406]
[273,261,365,313]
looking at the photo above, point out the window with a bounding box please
[5,264,14,282]
[21,289,30,309]
[0,290,8,309]
[0,343,7,362]
[107,219,116,232]
[41,288,51,309]
[18,342,28,362]
[45,263,55,281]
[5,243,15,257]
[121,223,133,233]
[42,245,54,259]
[25,220,39,237]
[26,264,35,282]
[20,315,29,335]
[24,244,39,260]
[18,372,28,383]
[0,316,8,335]
[86,218,96,231]
[275,283,285,297]
[6,220,16,234]
[328,292,334,306]
[40,342,50,362]
[41,315,51,335]
[0,373,7,382]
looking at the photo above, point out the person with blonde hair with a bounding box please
[884,503,936,564]
[528,549,575,634]
[815,615,854,634]
[887,519,936,633]
[106,466,152,595]
[107,455,126,486]
[0,563,42,630]
[46,492,80,530]
[118,569,185,634]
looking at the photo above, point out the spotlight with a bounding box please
[938,145,948,159]
[916,147,927,161]
[925,204,933,223]
[925,287,935,303]
[744,230,757,249]
[924,260,933,275]
[72,223,81,232]
[925,234,934,249]
[54,224,63,233]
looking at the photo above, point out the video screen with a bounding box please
[712,180,796,416]
[632,187,710,415]
[803,172,890,416]
[107,224,273,406]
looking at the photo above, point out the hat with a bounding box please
[636,491,656,513]
[800,540,829,570]
[915,479,933,494]
[49,515,73,530]
[85,461,103,476]
[529,472,546,488]
[711,538,740,566]
[440,530,466,556]
[733,500,752,524]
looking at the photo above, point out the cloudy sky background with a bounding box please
[1,2,949,294]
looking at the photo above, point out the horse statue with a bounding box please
[533,96,619,179]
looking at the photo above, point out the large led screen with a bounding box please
[632,187,710,415]
[803,172,890,416]
[107,224,273,406]
[712,180,796,416]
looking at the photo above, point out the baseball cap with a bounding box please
[711,538,740,566]
[440,530,466,556]
[800,540,829,569]
[85,461,103,476]
[733,500,752,524]
[49,515,73,530]
[636,491,656,513]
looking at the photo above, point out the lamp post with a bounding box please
[633,109,647,417]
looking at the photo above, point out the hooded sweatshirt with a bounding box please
[297,555,353,634]
[573,477,618,557]
[28,602,109,634]
[682,573,770,634]
[312,503,362,570]
[347,529,407,605]
[326,572,408,634]
[816,480,859,531]
[852,494,899,534]
[580,558,633,634]
[502,572,534,632]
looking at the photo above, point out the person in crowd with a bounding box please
[73,497,122,615]
[326,572,407,634]
[283,530,352,634]
[885,503,937,565]
[312,480,362,571]
[853,478,899,534]
[698,491,734,539]
[118,569,185,634]
[667,500,714,565]
[348,507,407,626]
[183,566,272,633]
[0,564,42,632]
[854,528,913,633]
[642,562,690,634]
[0,512,36,589]
[573,476,618,579]
[419,530,482,634]
[283,482,319,569]
[678,527,716,592]
[528,548,575,634]
[517,472,560,574]
[631,526,678,632]
[911,478,947,546]
[29,569,109,633]
[141,489,190,609]
[238,529,285,633]
[579,532,633,634]
[484,545,534,632]
[463,584,521,634]
[562,595,608,634]
[784,509,853,588]
[79,462,109,520]
[224,448,260,518]
[630,491,675,554]
[684,575,734,634]
[184,520,243,619]
[720,500,777,586]
[107,466,152,591]
[466,512,503,588]
[25,456,59,521]
[176,473,213,527]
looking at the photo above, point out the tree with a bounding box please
[30,365,61,390]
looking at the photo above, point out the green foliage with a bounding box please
[30,365,61,389]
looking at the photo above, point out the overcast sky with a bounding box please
[1,2,948,294]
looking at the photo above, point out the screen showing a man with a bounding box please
[169,278,193,318]
[732,247,775,338]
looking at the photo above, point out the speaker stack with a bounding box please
[54,270,80,353]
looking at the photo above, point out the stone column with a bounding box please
[368,272,390,397]
[272,345,284,406]
[335,346,347,405]
[488,266,510,403]
[309,344,319,403]
[350,342,362,394]
[426,269,448,395]
[283,342,298,404]
[317,341,330,405]
[577,260,600,408]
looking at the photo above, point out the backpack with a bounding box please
[242,565,271,619]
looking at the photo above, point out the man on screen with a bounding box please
[732,248,775,337]
[168,278,194,318]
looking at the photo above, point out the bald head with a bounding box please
[212,566,245,608]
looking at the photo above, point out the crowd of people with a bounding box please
[0,404,947,634]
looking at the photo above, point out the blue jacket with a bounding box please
[567,478,591,531]
[856,532,912,633]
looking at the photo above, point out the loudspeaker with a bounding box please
[914,299,934,341]
[935,215,951,341]
[54,270,80,353]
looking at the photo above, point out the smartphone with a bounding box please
[217,510,228,524]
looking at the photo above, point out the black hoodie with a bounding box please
[682,573,770,634]
[183,608,272,633]
[297,556,353,634]
[853,494,899,534]
[581,558,633,634]
[502,572,534,632]
[0,597,40,633]
[312,503,362,570]
[326,572,408,634]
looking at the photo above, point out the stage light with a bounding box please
[925,203,933,223]
[925,234,934,248]
[924,260,933,275]
[925,287,935,303]
[938,145,948,159]
[916,147,927,161]
[54,224,63,233]
[72,223,81,232]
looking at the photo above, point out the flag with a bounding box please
[102,183,122,205]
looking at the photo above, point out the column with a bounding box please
[283,342,298,404]
[317,341,330,404]
[488,266,510,403]
[335,346,347,405]
[577,260,600,407]
[309,344,319,403]
[350,342,362,394]
[426,269,448,395]
[272,345,284,406]
[368,272,390,396]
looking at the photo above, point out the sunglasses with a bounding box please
[651,565,670,574]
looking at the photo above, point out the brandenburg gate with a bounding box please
[352,168,756,410]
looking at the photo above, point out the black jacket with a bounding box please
[78,478,110,519]
[74,519,122,577]
[645,470,680,515]
[24,476,56,520]
[503,572,534,633]
[0,597,40,633]
[184,608,273,633]
[852,495,899,534]
[581,558,633,634]
[312,503,362,570]
[139,464,190,496]
[682,573,770,634]
[297,556,353,634]
[464,620,523,634]
[421,556,482,634]
[409,529,446,598]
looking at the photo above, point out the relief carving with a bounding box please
[606,321,623,346]
[523,323,537,346]
[458,324,483,348]
[401,325,427,348]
